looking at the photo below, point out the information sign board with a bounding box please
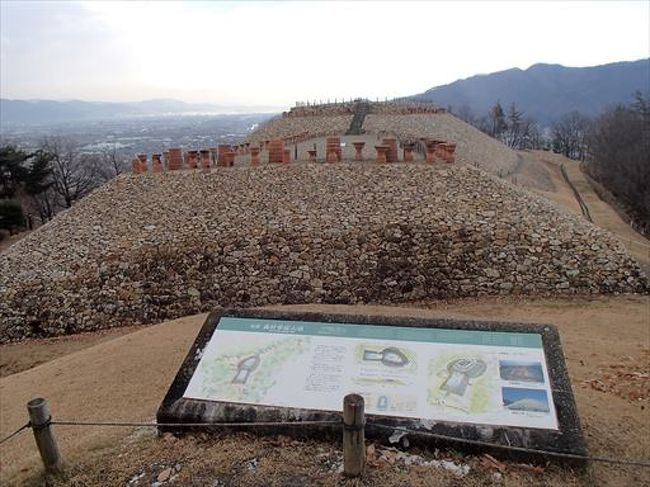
[184,317,558,430]
[158,309,587,465]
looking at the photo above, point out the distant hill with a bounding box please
[0,98,280,125]
[409,59,650,124]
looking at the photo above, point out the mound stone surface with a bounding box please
[245,114,353,145]
[0,164,646,341]
[363,113,520,175]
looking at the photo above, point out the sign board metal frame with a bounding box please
[157,308,587,466]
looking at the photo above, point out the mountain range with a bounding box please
[0,98,280,126]
[2,59,648,126]
[409,58,649,124]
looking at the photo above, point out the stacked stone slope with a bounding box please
[1,164,646,342]
[245,114,352,145]
[363,113,520,175]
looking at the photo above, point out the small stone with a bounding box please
[485,268,500,278]
[162,432,177,443]
[157,468,172,483]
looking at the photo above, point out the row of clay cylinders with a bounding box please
[132,148,217,173]
[247,143,289,165]
[268,139,292,164]
[216,145,237,167]
[326,137,342,162]
[372,144,418,163]
[132,153,162,174]
[184,150,213,169]
[307,142,363,162]
[338,140,409,162]
[424,140,457,163]
[373,137,398,163]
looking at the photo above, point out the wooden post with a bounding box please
[342,393,365,477]
[27,398,64,475]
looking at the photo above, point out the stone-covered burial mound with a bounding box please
[0,164,646,342]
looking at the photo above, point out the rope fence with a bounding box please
[560,163,650,254]
[2,395,650,477]
[49,419,340,428]
[0,422,30,446]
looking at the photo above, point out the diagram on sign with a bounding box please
[352,343,417,387]
[428,353,498,415]
[441,358,487,396]
[362,346,410,367]
[231,355,261,384]
[185,335,311,403]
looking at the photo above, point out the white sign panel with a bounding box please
[184,317,558,430]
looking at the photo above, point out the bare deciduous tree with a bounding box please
[587,93,649,232]
[551,111,592,161]
[41,137,99,208]
[95,144,129,182]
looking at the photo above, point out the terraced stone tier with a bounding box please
[245,115,352,145]
[0,164,646,342]
[363,113,520,175]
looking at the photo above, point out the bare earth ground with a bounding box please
[515,151,581,216]
[0,326,146,378]
[1,296,648,486]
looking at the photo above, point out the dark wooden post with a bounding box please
[27,398,64,475]
[342,393,365,477]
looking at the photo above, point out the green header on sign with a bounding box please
[217,317,542,348]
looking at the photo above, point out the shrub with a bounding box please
[0,199,25,233]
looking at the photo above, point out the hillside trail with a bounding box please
[1,297,648,485]
[526,150,649,271]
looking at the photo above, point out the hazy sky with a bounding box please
[1,1,648,107]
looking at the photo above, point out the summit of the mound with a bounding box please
[0,163,645,342]
[245,101,520,176]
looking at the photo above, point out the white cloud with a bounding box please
[1,0,648,106]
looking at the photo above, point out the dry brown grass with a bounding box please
[25,431,590,487]
[2,297,648,486]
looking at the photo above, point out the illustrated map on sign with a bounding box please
[183,317,558,430]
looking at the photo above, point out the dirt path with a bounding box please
[1,296,648,486]
[530,151,650,269]
[0,325,146,378]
